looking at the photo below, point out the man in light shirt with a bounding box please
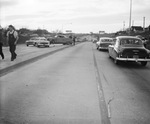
[7,25,19,61]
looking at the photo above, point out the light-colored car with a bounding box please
[96,37,113,50]
[25,37,38,46]
[108,36,150,66]
[34,37,50,47]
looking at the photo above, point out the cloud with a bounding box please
[1,0,150,33]
[0,0,19,7]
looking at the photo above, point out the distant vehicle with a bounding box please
[34,37,50,47]
[25,37,38,46]
[108,36,150,66]
[50,35,73,45]
[92,39,98,43]
[96,37,113,50]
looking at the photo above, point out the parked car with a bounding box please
[96,37,113,50]
[34,37,50,47]
[25,37,38,46]
[108,36,150,66]
[50,35,73,45]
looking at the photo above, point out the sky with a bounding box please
[0,0,150,33]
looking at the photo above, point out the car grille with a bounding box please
[121,49,148,58]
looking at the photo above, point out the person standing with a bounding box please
[73,36,76,45]
[0,26,4,60]
[7,25,19,61]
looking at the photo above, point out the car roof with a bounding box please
[116,36,140,40]
[100,37,112,39]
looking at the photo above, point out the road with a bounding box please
[0,42,150,124]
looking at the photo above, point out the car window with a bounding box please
[30,37,37,40]
[101,39,113,42]
[37,37,46,40]
[58,35,65,38]
[120,39,143,45]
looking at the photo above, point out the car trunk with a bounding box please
[100,42,111,47]
[121,47,148,58]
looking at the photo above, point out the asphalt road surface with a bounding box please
[0,42,150,124]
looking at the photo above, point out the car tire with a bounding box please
[114,58,119,65]
[141,61,147,66]
[109,54,111,58]
[26,44,28,47]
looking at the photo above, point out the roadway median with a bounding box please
[0,44,72,77]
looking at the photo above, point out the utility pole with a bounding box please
[129,0,132,34]
[143,17,145,31]
[123,21,125,31]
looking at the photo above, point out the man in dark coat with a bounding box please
[0,26,4,60]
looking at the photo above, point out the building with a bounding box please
[131,26,143,33]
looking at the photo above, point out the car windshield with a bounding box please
[120,38,143,45]
[101,39,113,42]
[37,38,46,40]
[30,37,37,40]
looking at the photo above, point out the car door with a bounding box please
[108,40,116,57]
[111,40,119,59]
[56,35,65,44]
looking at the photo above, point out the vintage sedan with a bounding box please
[96,37,113,50]
[25,37,38,46]
[108,36,150,66]
[50,35,73,45]
[34,37,50,47]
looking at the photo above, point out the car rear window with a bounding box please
[120,39,143,45]
[101,39,113,42]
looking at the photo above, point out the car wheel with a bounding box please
[114,58,119,65]
[109,54,111,58]
[141,61,147,66]
[26,44,28,47]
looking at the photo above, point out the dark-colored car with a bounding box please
[108,36,150,66]
[50,35,73,45]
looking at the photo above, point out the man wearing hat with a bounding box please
[0,26,4,60]
[7,25,19,61]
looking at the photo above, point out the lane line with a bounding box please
[92,47,111,124]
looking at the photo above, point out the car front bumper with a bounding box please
[116,57,150,62]
[37,43,49,46]
[99,47,108,50]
